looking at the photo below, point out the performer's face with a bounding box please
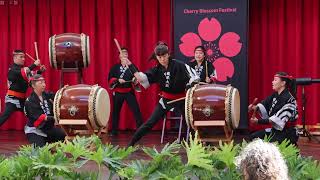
[156,53,169,67]
[33,80,46,93]
[272,76,285,91]
[119,50,128,62]
[13,53,25,65]
[194,49,205,62]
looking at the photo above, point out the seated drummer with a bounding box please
[248,72,299,145]
[187,46,216,83]
[24,74,65,147]
[123,41,200,147]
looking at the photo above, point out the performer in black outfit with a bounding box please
[248,72,299,145]
[24,74,65,147]
[124,42,200,146]
[188,46,216,83]
[0,50,43,127]
[108,48,143,136]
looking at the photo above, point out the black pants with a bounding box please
[26,127,66,147]
[249,127,299,145]
[0,101,24,127]
[112,92,143,133]
[128,98,184,146]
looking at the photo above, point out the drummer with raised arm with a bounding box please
[124,42,200,146]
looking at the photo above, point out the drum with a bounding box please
[53,84,110,129]
[49,33,90,69]
[185,84,240,130]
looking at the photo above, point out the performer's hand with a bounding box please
[34,59,41,66]
[248,104,257,112]
[40,65,46,72]
[122,58,132,66]
[132,77,138,85]
[118,79,126,84]
[250,117,258,124]
[24,67,31,74]
[205,77,211,83]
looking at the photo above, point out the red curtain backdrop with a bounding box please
[249,0,320,130]
[0,0,319,131]
[0,0,171,131]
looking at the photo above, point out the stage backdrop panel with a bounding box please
[173,0,248,129]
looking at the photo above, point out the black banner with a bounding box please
[173,0,248,129]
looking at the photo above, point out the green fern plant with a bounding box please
[183,131,217,179]
[60,136,92,168]
[212,140,239,169]
[118,141,185,179]
[102,144,136,180]
[0,159,11,179]
[31,143,74,179]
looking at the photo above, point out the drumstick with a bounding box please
[198,82,208,85]
[114,39,123,55]
[251,98,259,119]
[26,53,36,61]
[114,38,139,75]
[123,80,133,83]
[26,52,45,70]
[167,97,186,104]
[34,42,39,60]
[114,38,129,70]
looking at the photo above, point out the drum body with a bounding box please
[53,84,110,129]
[185,84,240,130]
[49,33,90,69]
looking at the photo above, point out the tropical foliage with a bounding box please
[0,133,319,179]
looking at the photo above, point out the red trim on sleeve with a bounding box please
[34,114,46,127]
[108,77,118,85]
[20,68,28,81]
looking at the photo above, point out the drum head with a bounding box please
[93,87,110,127]
[230,88,240,129]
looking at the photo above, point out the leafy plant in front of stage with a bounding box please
[183,131,218,179]
[209,140,241,179]
[100,144,136,180]
[1,134,320,179]
[272,139,320,180]
[118,140,187,179]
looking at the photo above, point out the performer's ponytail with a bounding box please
[275,72,297,98]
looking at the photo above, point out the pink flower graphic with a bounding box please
[179,17,242,82]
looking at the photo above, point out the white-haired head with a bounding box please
[235,139,289,180]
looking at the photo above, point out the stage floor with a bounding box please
[1,130,320,160]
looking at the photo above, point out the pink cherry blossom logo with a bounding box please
[179,17,242,82]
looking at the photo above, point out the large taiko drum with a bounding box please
[185,84,240,131]
[53,84,110,129]
[49,33,90,69]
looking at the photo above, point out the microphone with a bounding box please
[295,78,320,85]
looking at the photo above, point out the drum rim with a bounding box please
[185,84,198,130]
[86,34,90,65]
[225,85,233,131]
[49,35,58,69]
[231,88,240,128]
[53,85,67,124]
[88,85,101,129]
[80,33,90,68]
[225,85,240,129]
